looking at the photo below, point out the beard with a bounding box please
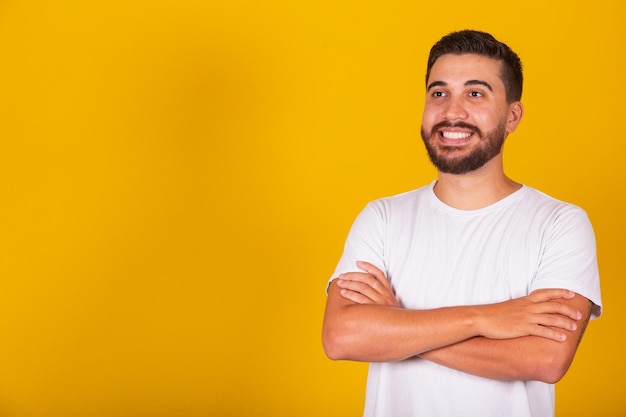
[420,121,507,175]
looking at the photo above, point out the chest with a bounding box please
[385,209,546,309]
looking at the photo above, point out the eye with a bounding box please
[432,91,446,98]
[469,91,483,98]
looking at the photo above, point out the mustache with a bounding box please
[429,121,482,137]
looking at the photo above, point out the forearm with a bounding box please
[323,269,586,367]
[419,294,591,383]
[419,335,569,383]
[322,281,481,362]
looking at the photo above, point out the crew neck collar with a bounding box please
[427,180,527,215]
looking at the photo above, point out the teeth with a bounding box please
[442,131,471,140]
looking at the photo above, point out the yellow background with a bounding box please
[0,1,623,416]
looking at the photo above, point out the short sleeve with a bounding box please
[531,206,602,319]
[326,201,387,293]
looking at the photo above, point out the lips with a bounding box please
[431,122,480,146]
[431,121,480,135]
[440,131,472,140]
[436,129,475,147]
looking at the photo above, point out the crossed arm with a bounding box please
[322,261,592,383]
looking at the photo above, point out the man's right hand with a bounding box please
[473,288,582,342]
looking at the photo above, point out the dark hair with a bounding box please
[426,30,523,103]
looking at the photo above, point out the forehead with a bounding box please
[428,53,505,90]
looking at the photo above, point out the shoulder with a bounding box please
[366,183,433,213]
[349,185,432,231]
[518,186,590,221]
[518,187,597,255]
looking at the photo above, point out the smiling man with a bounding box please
[322,30,602,417]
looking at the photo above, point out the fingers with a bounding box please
[335,262,399,307]
[338,287,376,304]
[536,301,582,321]
[356,261,391,289]
[478,291,583,341]
[336,275,379,303]
[529,288,576,302]
[338,261,390,294]
[529,289,582,320]
[337,271,382,293]
[527,311,579,342]
[535,312,578,332]
[336,274,394,305]
[527,325,569,342]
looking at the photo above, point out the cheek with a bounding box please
[472,110,500,129]
[421,107,438,127]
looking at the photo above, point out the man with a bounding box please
[322,30,602,417]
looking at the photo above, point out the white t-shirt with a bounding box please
[330,182,602,417]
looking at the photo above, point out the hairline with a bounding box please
[426,53,513,102]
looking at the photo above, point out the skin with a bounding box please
[322,53,594,383]
[327,262,591,383]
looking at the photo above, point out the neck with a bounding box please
[433,157,521,210]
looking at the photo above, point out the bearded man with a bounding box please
[322,30,602,417]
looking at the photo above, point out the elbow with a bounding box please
[535,368,567,385]
[322,337,342,361]
[531,352,573,384]
[322,326,350,360]
[322,316,364,361]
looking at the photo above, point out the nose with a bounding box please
[443,97,468,121]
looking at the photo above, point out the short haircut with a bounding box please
[426,30,523,103]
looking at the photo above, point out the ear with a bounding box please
[506,101,524,133]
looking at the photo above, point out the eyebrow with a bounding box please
[426,81,447,91]
[427,79,494,92]
[466,79,493,91]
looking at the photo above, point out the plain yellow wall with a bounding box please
[0,1,623,416]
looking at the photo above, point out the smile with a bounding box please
[441,131,472,140]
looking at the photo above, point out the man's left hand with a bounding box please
[335,261,401,308]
